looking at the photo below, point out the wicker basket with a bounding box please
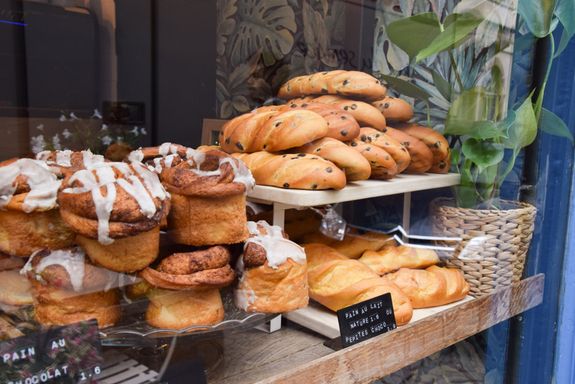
[430,198,537,296]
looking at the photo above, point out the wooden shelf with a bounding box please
[210,274,544,384]
[248,173,460,207]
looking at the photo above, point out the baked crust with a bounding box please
[359,245,440,275]
[384,268,448,308]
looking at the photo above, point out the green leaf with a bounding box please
[430,69,454,101]
[386,13,442,60]
[540,107,574,143]
[415,13,483,62]
[468,121,506,140]
[555,0,575,57]
[518,0,556,38]
[380,74,431,101]
[504,97,538,149]
[445,87,497,135]
[462,138,505,172]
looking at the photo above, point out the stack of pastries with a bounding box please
[218,69,451,190]
[302,227,469,314]
[0,143,311,332]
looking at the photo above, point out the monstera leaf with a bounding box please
[216,0,237,56]
[228,0,297,67]
[302,0,338,68]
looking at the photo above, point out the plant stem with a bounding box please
[448,50,465,91]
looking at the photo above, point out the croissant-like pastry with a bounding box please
[58,160,169,272]
[22,247,121,327]
[131,144,254,246]
[235,221,308,313]
[0,158,75,257]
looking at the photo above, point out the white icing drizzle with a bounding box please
[158,142,179,157]
[244,221,306,269]
[21,249,86,292]
[128,149,144,163]
[0,159,61,212]
[62,161,168,245]
[234,287,257,311]
[81,150,105,168]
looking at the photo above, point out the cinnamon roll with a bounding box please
[234,221,309,313]
[58,160,170,272]
[36,149,106,177]
[0,158,75,257]
[21,248,121,327]
[130,143,255,246]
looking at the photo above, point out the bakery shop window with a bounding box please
[0,0,574,383]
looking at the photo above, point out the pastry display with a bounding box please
[312,95,387,130]
[395,123,451,174]
[349,137,398,180]
[133,144,254,246]
[359,245,440,275]
[278,70,387,100]
[384,266,469,308]
[36,149,106,176]
[0,158,75,257]
[21,247,121,327]
[58,160,170,272]
[235,221,308,313]
[304,243,413,325]
[233,152,347,190]
[385,127,434,174]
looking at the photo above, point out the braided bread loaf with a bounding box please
[358,127,411,173]
[278,70,387,100]
[313,95,387,130]
[220,109,328,153]
[349,138,397,180]
[233,152,346,190]
[396,124,451,174]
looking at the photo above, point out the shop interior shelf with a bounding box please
[209,274,544,384]
[247,173,461,208]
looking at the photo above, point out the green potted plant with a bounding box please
[380,0,574,295]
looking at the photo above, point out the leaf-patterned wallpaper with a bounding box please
[216,0,347,118]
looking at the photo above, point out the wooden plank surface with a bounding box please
[247,173,461,207]
[249,274,544,384]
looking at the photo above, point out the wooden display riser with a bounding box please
[209,274,544,384]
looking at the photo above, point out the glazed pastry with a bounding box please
[36,149,106,177]
[304,244,412,325]
[220,109,328,153]
[349,138,397,180]
[21,248,120,327]
[372,97,414,122]
[137,145,254,246]
[293,137,371,181]
[235,221,309,313]
[278,70,387,100]
[359,245,440,275]
[233,152,347,190]
[385,127,434,174]
[280,100,360,141]
[58,160,170,272]
[0,158,75,257]
[358,127,411,173]
[140,246,235,290]
[313,96,387,130]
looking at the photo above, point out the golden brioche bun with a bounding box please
[146,288,224,329]
[77,227,160,273]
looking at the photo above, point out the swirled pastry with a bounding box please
[234,221,308,313]
[0,158,75,257]
[58,160,170,272]
[131,144,254,246]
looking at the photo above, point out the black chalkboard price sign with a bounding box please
[0,320,103,384]
[337,293,397,348]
